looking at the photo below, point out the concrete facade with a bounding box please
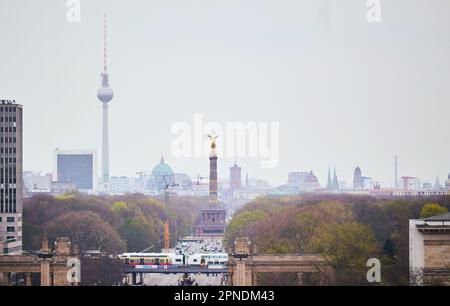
[410,213,450,285]
[0,100,23,255]
[194,208,226,237]
[0,237,80,286]
[228,237,331,286]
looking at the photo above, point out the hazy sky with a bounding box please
[1,0,450,186]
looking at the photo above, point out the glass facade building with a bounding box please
[54,150,97,192]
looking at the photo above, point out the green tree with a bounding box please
[120,215,159,252]
[225,210,268,245]
[313,222,378,285]
[420,203,448,219]
[45,211,126,253]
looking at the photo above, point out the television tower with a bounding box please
[97,15,114,190]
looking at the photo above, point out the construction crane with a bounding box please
[164,221,170,250]
[195,173,208,186]
[160,174,206,251]
[160,175,192,251]
[159,175,181,205]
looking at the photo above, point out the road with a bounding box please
[135,237,227,286]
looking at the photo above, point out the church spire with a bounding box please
[327,165,332,190]
[333,166,339,190]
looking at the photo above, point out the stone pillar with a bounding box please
[25,273,32,286]
[40,260,51,286]
[209,155,218,204]
[233,261,253,286]
[2,272,10,286]
[252,272,258,286]
[55,237,71,256]
[296,272,303,286]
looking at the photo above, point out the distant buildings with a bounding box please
[435,177,442,189]
[0,100,23,255]
[110,176,132,194]
[353,166,364,189]
[285,171,321,192]
[303,171,321,191]
[229,161,242,192]
[402,176,420,192]
[288,172,309,188]
[446,173,450,189]
[50,181,77,195]
[150,156,175,192]
[53,149,97,193]
[422,182,432,190]
[362,177,374,190]
[326,166,339,191]
[23,171,51,193]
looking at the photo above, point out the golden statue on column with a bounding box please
[208,133,219,156]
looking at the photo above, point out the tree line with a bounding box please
[225,194,450,286]
[22,192,210,285]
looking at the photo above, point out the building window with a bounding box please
[7,216,14,222]
[0,217,2,222]
[7,226,14,232]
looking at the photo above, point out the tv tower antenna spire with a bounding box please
[103,14,107,72]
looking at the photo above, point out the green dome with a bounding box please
[151,156,174,177]
[151,156,175,190]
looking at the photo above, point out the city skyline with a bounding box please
[1,1,450,186]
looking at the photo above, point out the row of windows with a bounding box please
[0,107,17,112]
[0,217,15,222]
[0,148,17,153]
[0,158,17,163]
[0,174,18,179]
[0,207,17,213]
[0,127,16,132]
[0,117,16,122]
[0,138,16,143]
[0,176,16,183]
[1,194,18,199]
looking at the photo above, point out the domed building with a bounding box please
[300,171,320,191]
[150,156,175,191]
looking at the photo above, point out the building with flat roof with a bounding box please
[23,171,51,194]
[53,149,97,193]
[410,213,450,285]
[0,100,23,255]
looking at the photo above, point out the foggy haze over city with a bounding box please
[1,0,450,186]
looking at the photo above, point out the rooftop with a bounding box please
[423,212,450,222]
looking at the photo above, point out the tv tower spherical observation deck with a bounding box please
[97,73,114,103]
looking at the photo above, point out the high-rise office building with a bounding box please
[53,149,97,193]
[0,100,23,255]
